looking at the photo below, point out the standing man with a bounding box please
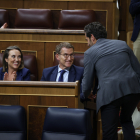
[41,42,85,101]
[82,22,140,140]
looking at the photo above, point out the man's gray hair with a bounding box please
[55,42,74,54]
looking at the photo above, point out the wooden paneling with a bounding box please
[119,0,132,31]
[24,1,67,9]
[28,106,49,140]
[72,42,89,51]
[45,42,59,68]
[0,95,19,105]
[0,30,85,41]
[118,0,133,42]
[126,0,133,32]
[0,1,23,8]
[32,34,85,41]
[0,41,45,80]
[95,11,107,29]
[41,96,76,107]
[21,96,41,111]
[0,34,33,40]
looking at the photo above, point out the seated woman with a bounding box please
[0,46,31,81]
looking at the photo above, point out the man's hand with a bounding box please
[137,101,140,111]
[88,92,97,101]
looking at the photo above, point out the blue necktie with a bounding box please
[58,70,66,82]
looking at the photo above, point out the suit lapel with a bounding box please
[50,66,58,81]
[68,65,76,82]
[16,69,22,80]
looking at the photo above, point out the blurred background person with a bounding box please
[0,46,31,81]
[129,0,140,119]
[129,0,140,62]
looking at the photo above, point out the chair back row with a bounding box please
[42,107,93,140]
[0,106,92,140]
[0,105,27,140]
[0,9,96,29]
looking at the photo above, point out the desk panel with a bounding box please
[0,0,23,8]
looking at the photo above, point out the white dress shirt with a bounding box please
[56,66,70,82]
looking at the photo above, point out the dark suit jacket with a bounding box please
[0,67,31,81]
[82,39,140,112]
[129,0,140,42]
[41,65,85,101]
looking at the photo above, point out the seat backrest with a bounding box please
[53,52,84,67]
[0,9,9,27]
[15,9,53,29]
[58,10,96,30]
[0,105,27,140]
[0,53,38,81]
[42,107,92,140]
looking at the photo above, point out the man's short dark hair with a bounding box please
[55,42,74,54]
[84,22,107,40]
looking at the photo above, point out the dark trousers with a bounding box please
[101,94,140,140]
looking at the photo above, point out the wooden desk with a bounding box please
[0,81,83,140]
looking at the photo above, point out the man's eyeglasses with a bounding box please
[59,53,74,58]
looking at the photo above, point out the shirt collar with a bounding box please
[58,65,70,73]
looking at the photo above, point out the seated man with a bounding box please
[41,42,85,101]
